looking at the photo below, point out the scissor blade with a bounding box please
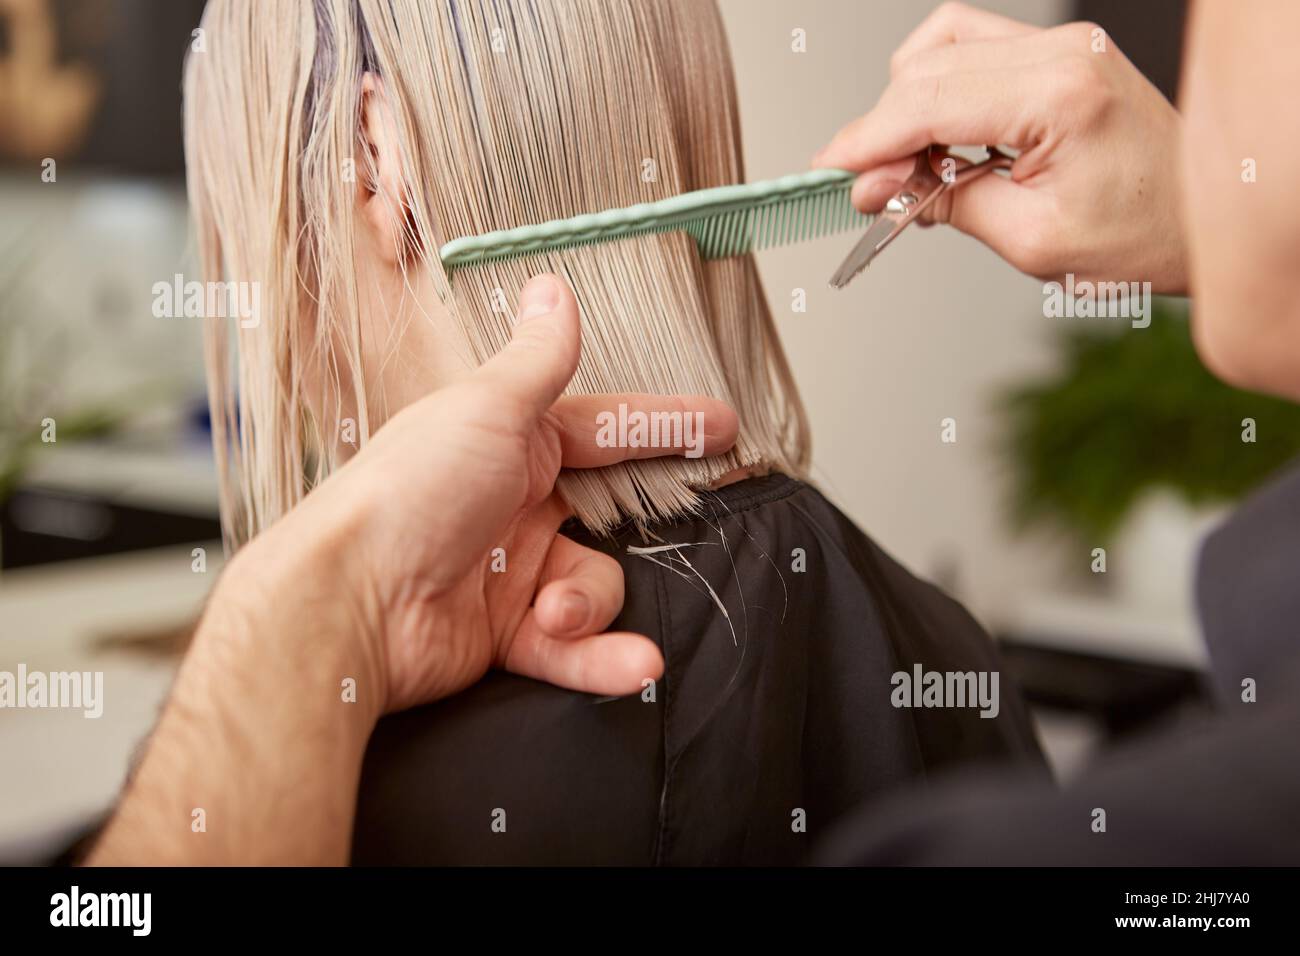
[829,216,897,289]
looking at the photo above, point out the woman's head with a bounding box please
[184,0,808,546]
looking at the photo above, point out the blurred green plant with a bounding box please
[0,409,122,503]
[999,298,1300,543]
[0,236,127,503]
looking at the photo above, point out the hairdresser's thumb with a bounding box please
[476,273,581,420]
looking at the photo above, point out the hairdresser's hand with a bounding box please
[223,273,737,715]
[814,2,1187,292]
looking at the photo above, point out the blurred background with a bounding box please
[2,0,1296,863]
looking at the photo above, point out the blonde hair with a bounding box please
[184,0,809,547]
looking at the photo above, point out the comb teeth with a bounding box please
[439,169,873,274]
[687,182,871,260]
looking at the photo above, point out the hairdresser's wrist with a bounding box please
[211,504,390,728]
[89,523,381,864]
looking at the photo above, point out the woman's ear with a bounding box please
[358,72,408,266]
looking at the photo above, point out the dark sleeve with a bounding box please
[1195,461,1300,705]
[818,675,1300,865]
[819,463,1300,866]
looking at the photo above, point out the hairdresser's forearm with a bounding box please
[87,528,383,865]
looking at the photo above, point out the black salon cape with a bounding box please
[351,474,1044,865]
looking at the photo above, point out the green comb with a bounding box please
[439,168,870,272]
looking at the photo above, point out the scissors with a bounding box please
[829,145,1015,289]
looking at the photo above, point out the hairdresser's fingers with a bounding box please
[848,150,1030,226]
[838,142,1051,270]
[845,31,1075,210]
[497,510,662,694]
[856,165,1050,271]
[894,20,1118,89]
[532,535,624,637]
[504,617,663,696]
[813,65,1049,174]
[504,492,572,559]
[920,168,1040,240]
[549,393,739,468]
[892,26,1085,84]
[889,1,1038,76]
[472,274,580,421]
[843,156,923,213]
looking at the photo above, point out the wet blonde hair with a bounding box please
[184,0,809,547]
